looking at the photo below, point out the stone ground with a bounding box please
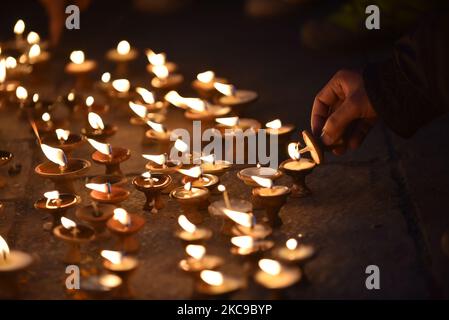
[0,0,448,299]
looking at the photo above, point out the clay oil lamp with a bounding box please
[150,65,183,94]
[145,120,173,153]
[146,49,177,74]
[34,190,81,230]
[0,235,33,298]
[96,72,113,93]
[199,154,232,177]
[223,208,272,239]
[254,258,301,298]
[53,217,95,264]
[237,163,282,188]
[273,237,316,266]
[251,176,290,228]
[65,50,97,89]
[86,182,130,205]
[12,19,26,50]
[214,82,258,114]
[15,85,30,113]
[106,40,138,76]
[195,270,245,299]
[279,131,323,197]
[76,202,116,238]
[88,174,127,187]
[143,153,182,175]
[35,144,90,193]
[134,87,169,113]
[0,59,19,102]
[215,116,261,134]
[87,138,130,176]
[179,244,223,277]
[101,250,139,298]
[106,208,145,253]
[171,182,210,224]
[179,166,219,192]
[0,150,13,188]
[77,274,122,300]
[132,172,172,213]
[82,111,117,142]
[110,78,132,100]
[174,215,212,245]
[192,70,227,100]
[230,235,274,261]
[41,129,84,157]
[27,43,50,73]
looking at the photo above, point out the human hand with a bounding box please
[311,69,378,155]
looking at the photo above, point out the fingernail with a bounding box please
[321,132,333,145]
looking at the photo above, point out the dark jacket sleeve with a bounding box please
[363,14,449,138]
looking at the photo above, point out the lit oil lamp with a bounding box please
[15,85,29,111]
[132,172,172,212]
[77,273,122,300]
[87,138,130,176]
[199,154,231,177]
[214,82,258,114]
[192,70,227,99]
[110,78,132,99]
[106,40,138,76]
[86,182,130,205]
[179,244,223,277]
[132,87,169,113]
[76,202,116,238]
[0,150,13,188]
[195,270,245,299]
[101,250,139,298]
[145,49,177,74]
[174,214,212,245]
[106,208,145,253]
[53,217,95,264]
[150,65,183,93]
[0,59,20,100]
[254,258,301,297]
[144,119,172,152]
[34,190,81,230]
[279,131,323,197]
[40,128,83,158]
[251,176,290,227]
[81,111,117,143]
[96,72,113,93]
[215,116,261,134]
[273,237,316,265]
[13,19,26,49]
[223,208,272,239]
[143,153,182,174]
[237,163,282,187]
[0,235,33,298]
[35,144,91,193]
[27,43,50,72]
[65,50,97,89]
[179,166,219,192]
[230,235,274,261]
[184,102,231,128]
[171,182,210,224]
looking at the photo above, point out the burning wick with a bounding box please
[178,215,197,234]
[40,144,68,172]
[217,185,231,209]
[87,112,105,133]
[197,71,215,84]
[258,259,282,276]
[113,208,131,228]
[186,244,206,261]
[61,217,79,238]
[44,190,61,208]
[142,154,167,169]
[101,250,123,265]
[200,270,224,287]
[86,182,113,199]
[286,238,298,250]
[223,208,254,229]
[0,236,10,264]
[55,129,70,144]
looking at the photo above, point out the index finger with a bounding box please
[311,77,342,135]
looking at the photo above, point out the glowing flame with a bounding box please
[178,166,201,178]
[214,82,235,96]
[216,116,238,127]
[146,120,166,133]
[178,214,196,233]
[88,112,105,130]
[258,259,282,276]
[136,87,155,104]
[200,154,215,163]
[113,208,131,226]
[200,270,224,286]
[142,154,166,166]
[0,236,10,262]
[223,209,253,228]
[186,244,206,260]
[185,99,206,112]
[184,182,192,191]
[288,142,301,161]
[85,96,94,107]
[146,50,166,66]
[87,138,112,155]
[16,86,28,100]
[231,236,254,249]
[217,185,226,192]
[70,50,85,64]
[117,40,130,55]
[14,19,25,35]
[86,182,112,194]
[44,190,60,207]
[0,59,6,83]
[266,119,282,129]
[112,79,130,93]
[28,44,41,59]
[174,139,188,153]
[101,72,111,83]
[286,238,298,250]
[153,65,169,79]
[61,217,76,230]
[164,91,183,107]
[67,92,75,102]
[26,31,40,44]
[32,93,39,103]
[129,102,147,118]
[251,176,273,189]
[5,57,17,69]
[141,172,158,182]
[41,144,67,167]
[101,250,123,265]
[41,112,51,122]
[56,129,70,141]
[197,71,215,83]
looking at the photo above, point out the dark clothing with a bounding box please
[363,14,449,138]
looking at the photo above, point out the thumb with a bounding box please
[321,101,359,146]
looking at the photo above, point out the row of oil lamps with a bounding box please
[0,19,323,299]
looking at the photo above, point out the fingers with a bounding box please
[321,101,360,146]
[348,119,374,150]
